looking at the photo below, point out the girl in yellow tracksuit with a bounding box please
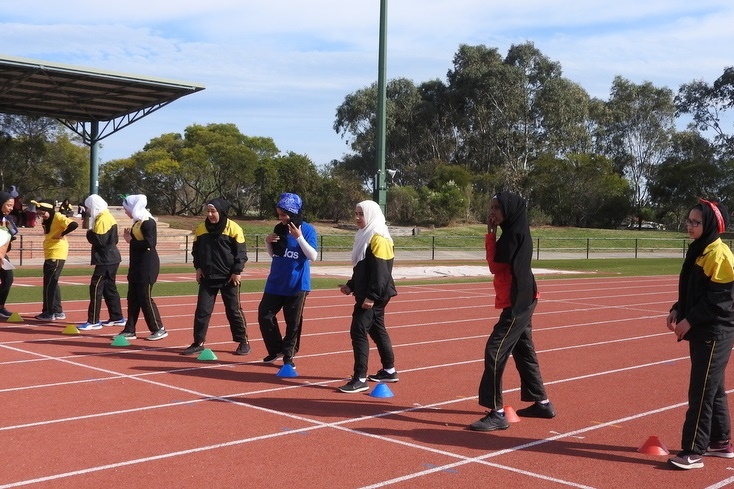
[33,199,78,321]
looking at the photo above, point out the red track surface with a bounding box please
[2,275,733,488]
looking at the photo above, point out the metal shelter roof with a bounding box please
[0,54,205,144]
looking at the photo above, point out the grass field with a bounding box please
[4,257,683,304]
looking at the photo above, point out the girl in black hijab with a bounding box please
[0,191,18,318]
[469,191,555,432]
[667,199,734,469]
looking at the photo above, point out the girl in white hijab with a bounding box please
[351,200,392,266]
[338,200,398,393]
[84,194,108,230]
[119,194,167,341]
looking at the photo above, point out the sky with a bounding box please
[2,1,734,167]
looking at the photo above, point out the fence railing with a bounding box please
[9,234,707,267]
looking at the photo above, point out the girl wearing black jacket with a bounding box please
[181,198,250,356]
[338,200,398,393]
[119,195,167,341]
[469,191,554,432]
[667,199,734,470]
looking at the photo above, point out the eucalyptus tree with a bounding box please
[677,67,734,159]
[333,77,448,188]
[648,130,722,229]
[529,153,631,228]
[603,77,675,227]
[446,42,592,191]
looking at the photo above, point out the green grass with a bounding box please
[4,257,682,305]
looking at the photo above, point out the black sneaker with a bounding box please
[263,353,283,363]
[0,307,12,318]
[119,331,137,340]
[146,329,168,341]
[234,342,251,355]
[180,343,204,355]
[516,401,556,419]
[668,452,704,470]
[338,378,369,393]
[367,369,399,382]
[468,411,510,431]
[283,357,295,369]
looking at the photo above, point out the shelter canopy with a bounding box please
[0,54,205,143]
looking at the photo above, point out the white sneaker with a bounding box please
[78,322,103,331]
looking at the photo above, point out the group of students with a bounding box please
[1,189,734,471]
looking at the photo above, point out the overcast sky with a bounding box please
[2,1,733,166]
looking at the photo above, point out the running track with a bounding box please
[1,275,733,488]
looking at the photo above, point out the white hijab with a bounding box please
[84,194,108,229]
[351,200,392,266]
[122,194,153,222]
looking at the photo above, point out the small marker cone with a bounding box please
[276,364,298,378]
[370,383,394,398]
[111,335,130,346]
[197,348,218,361]
[503,405,521,423]
[638,435,669,455]
[7,312,23,323]
[62,324,80,335]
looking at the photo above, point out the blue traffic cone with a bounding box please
[370,383,394,398]
[277,363,298,378]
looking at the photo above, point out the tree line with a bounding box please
[2,42,734,230]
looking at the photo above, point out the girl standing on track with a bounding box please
[33,199,78,321]
[118,194,167,341]
[0,191,19,319]
[468,191,555,432]
[666,199,734,470]
[77,194,125,331]
[258,192,318,368]
[337,200,398,393]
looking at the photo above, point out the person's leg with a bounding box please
[139,283,164,333]
[0,267,14,311]
[281,292,308,361]
[258,292,285,356]
[221,282,248,343]
[349,303,373,380]
[366,297,395,370]
[87,265,105,323]
[122,282,142,334]
[192,283,218,344]
[477,307,528,411]
[41,259,55,314]
[102,263,123,321]
[49,259,65,315]
[510,301,548,402]
[682,336,734,455]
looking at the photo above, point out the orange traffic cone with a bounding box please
[637,436,669,455]
[503,405,521,423]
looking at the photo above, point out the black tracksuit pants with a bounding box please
[478,299,548,410]
[682,335,734,454]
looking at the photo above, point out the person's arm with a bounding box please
[0,228,10,262]
[297,224,318,261]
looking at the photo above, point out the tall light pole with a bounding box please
[374,0,388,215]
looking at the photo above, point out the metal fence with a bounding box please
[9,234,705,267]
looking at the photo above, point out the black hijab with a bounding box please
[493,191,537,311]
[204,197,230,235]
[0,192,12,214]
[35,199,56,235]
[678,199,730,311]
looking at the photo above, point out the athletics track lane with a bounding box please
[1,275,733,488]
